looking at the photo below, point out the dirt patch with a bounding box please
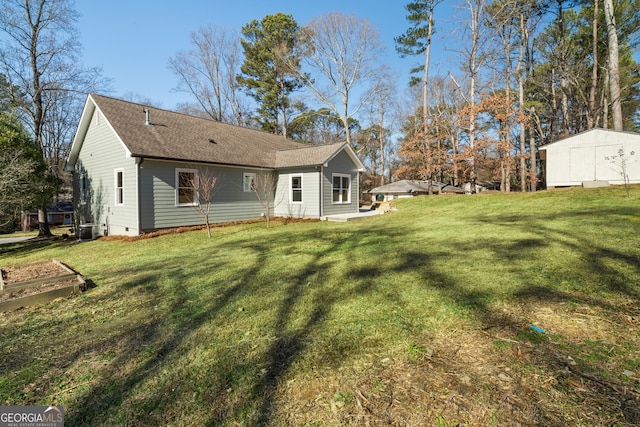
[98,217,320,242]
[2,260,70,285]
[0,260,83,305]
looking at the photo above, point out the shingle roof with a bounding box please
[274,142,347,168]
[79,94,352,169]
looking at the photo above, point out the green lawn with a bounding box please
[1,186,639,426]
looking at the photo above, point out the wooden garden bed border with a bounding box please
[0,259,86,313]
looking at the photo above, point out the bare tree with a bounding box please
[0,0,107,236]
[457,0,489,191]
[295,12,385,145]
[362,68,398,185]
[0,149,37,227]
[187,167,219,237]
[169,25,249,125]
[251,171,282,228]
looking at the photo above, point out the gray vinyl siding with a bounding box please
[274,169,321,218]
[139,160,270,231]
[74,109,139,236]
[322,150,360,216]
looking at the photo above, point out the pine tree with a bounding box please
[238,13,305,137]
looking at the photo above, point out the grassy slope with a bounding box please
[1,186,639,426]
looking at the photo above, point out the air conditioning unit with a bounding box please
[78,223,97,241]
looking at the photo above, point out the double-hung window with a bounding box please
[114,169,124,205]
[332,174,351,204]
[176,168,198,206]
[291,175,302,203]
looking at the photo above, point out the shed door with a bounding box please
[570,147,595,182]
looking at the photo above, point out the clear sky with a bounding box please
[75,0,459,110]
[74,1,640,112]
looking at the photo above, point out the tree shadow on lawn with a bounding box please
[436,208,639,423]
[51,224,406,425]
[3,209,638,425]
[0,237,75,259]
[58,251,255,425]
[391,245,640,425]
[471,207,640,302]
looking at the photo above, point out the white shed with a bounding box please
[539,129,640,188]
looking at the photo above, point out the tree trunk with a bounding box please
[588,0,599,129]
[603,0,623,131]
[557,1,570,134]
[37,206,52,237]
[380,108,386,185]
[422,1,434,135]
[467,0,481,192]
[517,12,527,193]
[529,128,537,192]
[28,3,53,237]
[602,65,610,128]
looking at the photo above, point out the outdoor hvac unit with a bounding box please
[78,224,97,241]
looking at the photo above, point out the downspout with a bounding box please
[320,165,324,217]
[136,157,144,233]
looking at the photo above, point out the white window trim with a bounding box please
[332,173,351,204]
[175,168,198,206]
[290,175,303,204]
[79,172,87,205]
[243,172,256,192]
[114,168,124,206]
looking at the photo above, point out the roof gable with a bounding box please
[274,142,365,170]
[68,94,363,170]
[539,128,640,150]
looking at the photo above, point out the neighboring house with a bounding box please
[365,180,464,201]
[65,94,364,236]
[21,202,74,231]
[539,129,640,188]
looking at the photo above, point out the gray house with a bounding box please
[66,94,364,236]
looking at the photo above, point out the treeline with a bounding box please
[1,1,639,234]
[168,0,640,192]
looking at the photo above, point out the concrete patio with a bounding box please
[321,208,385,222]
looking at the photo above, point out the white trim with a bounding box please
[175,168,198,206]
[290,175,303,204]
[319,166,324,216]
[79,172,88,205]
[332,173,351,204]
[114,168,124,206]
[243,172,256,192]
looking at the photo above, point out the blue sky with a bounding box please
[75,1,640,112]
[75,0,459,109]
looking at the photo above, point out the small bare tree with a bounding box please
[0,149,37,227]
[605,148,636,196]
[186,167,219,237]
[251,171,282,228]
